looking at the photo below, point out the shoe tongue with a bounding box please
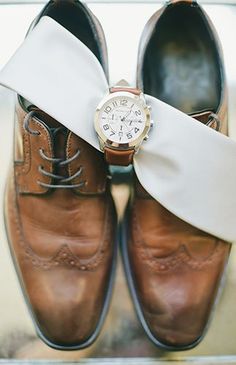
[29,105,61,129]
[30,106,69,177]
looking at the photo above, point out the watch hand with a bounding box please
[121,110,131,122]
[122,121,129,129]
[126,119,138,125]
[109,126,115,133]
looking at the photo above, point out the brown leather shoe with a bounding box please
[4,0,117,351]
[122,0,231,351]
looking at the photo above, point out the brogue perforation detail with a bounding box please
[24,242,110,271]
[10,176,112,271]
[131,205,225,273]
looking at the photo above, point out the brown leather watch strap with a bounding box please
[104,147,135,166]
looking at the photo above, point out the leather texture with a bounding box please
[0,0,234,351]
[2,15,236,241]
[4,0,117,350]
[125,0,232,350]
[104,147,135,166]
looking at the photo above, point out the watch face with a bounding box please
[98,95,147,144]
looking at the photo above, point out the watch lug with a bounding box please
[134,141,142,153]
[98,137,105,152]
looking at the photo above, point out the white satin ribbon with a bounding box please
[0,16,236,242]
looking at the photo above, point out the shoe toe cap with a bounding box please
[141,284,213,349]
[23,266,106,349]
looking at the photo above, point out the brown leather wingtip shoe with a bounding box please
[4,0,117,351]
[122,0,231,351]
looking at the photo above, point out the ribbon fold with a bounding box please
[0,16,236,242]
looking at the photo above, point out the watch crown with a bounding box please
[144,135,149,141]
[150,120,154,127]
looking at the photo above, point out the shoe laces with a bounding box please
[206,113,221,131]
[23,110,86,189]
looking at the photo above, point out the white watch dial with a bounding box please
[98,96,147,144]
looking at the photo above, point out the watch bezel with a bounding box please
[94,91,151,151]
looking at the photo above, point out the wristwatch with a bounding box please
[94,80,152,166]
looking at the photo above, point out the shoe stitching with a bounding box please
[67,133,107,194]
[9,174,112,271]
[15,119,53,193]
[131,201,226,273]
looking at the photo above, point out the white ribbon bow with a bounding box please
[0,16,236,242]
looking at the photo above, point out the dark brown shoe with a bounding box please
[4,0,117,351]
[122,0,231,351]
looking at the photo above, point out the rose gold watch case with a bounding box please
[94,91,152,152]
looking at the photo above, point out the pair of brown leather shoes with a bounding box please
[4,0,231,352]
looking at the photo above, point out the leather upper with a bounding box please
[127,0,231,349]
[6,101,117,347]
[4,0,117,349]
